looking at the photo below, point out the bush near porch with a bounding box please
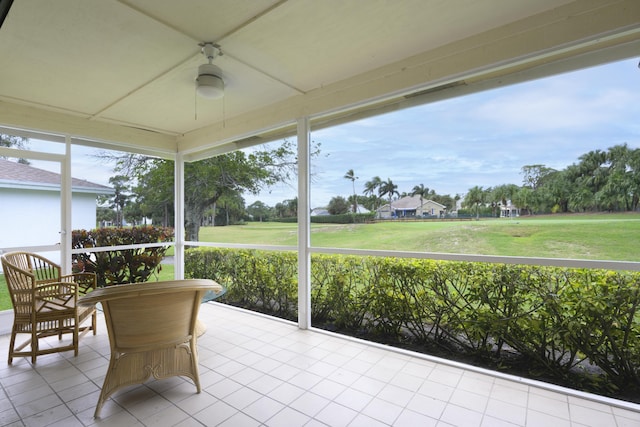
[186,247,640,401]
[72,226,174,287]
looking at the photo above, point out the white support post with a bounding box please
[297,117,311,329]
[60,136,73,275]
[174,153,185,280]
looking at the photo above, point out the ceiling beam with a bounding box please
[0,101,176,154]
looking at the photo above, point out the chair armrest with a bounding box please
[35,281,78,302]
[61,272,97,295]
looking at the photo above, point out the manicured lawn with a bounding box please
[2,213,639,311]
[201,213,640,261]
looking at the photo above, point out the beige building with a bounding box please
[377,195,446,219]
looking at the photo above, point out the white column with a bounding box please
[297,117,311,329]
[60,136,73,275]
[174,153,185,280]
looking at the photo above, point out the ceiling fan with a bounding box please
[196,42,224,99]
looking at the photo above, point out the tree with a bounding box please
[96,206,116,227]
[113,140,303,240]
[247,201,272,222]
[364,176,383,215]
[378,178,399,214]
[520,164,559,213]
[411,183,429,213]
[0,134,30,163]
[327,196,349,215]
[464,186,486,219]
[216,193,246,225]
[521,164,554,190]
[133,159,175,227]
[539,170,572,213]
[605,143,638,211]
[490,184,520,216]
[275,198,298,218]
[123,199,145,225]
[626,146,640,211]
[344,169,359,213]
[108,175,132,226]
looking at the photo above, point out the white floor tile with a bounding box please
[315,401,358,427]
[288,391,330,417]
[243,395,286,423]
[0,303,637,427]
[394,408,439,427]
[361,396,404,425]
[265,407,311,426]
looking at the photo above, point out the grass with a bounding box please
[2,213,639,311]
[201,213,640,261]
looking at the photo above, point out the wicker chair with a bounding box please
[78,279,223,418]
[0,251,97,364]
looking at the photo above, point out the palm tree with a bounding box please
[577,150,608,210]
[344,169,359,213]
[464,185,485,220]
[364,176,382,216]
[379,178,399,217]
[411,183,429,215]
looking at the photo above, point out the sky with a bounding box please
[25,57,640,210]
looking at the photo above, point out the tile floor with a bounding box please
[1,302,640,426]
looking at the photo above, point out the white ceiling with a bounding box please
[0,0,638,157]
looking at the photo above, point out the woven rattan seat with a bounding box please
[1,251,97,364]
[78,279,223,418]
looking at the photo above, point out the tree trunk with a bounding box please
[185,204,203,241]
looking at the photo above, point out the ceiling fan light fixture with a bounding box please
[197,64,224,99]
[196,43,224,99]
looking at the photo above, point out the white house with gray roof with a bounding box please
[0,159,113,251]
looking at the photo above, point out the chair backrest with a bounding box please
[78,279,221,352]
[1,252,64,314]
[2,252,38,314]
[2,251,61,283]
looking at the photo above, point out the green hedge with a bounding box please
[186,247,640,396]
[72,226,174,286]
[310,213,376,224]
[269,213,376,224]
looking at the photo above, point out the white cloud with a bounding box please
[291,58,640,207]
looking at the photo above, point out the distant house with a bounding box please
[500,202,520,218]
[310,207,330,216]
[347,204,370,214]
[312,204,371,216]
[377,195,447,219]
[0,159,113,250]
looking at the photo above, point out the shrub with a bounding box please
[185,247,640,397]
[72,226,174,287]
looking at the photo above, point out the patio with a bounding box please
[1,303,639,427]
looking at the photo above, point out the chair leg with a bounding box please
[191,341,201,393]
[93,386,109,418]
[74,322,79,357]
[93,355,118,418]
[31,329,37,364]
[7,327,16,365]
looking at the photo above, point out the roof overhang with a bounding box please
[0,0,638,158]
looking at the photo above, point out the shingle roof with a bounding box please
[0,158,112,192]
[391,195,446,210]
